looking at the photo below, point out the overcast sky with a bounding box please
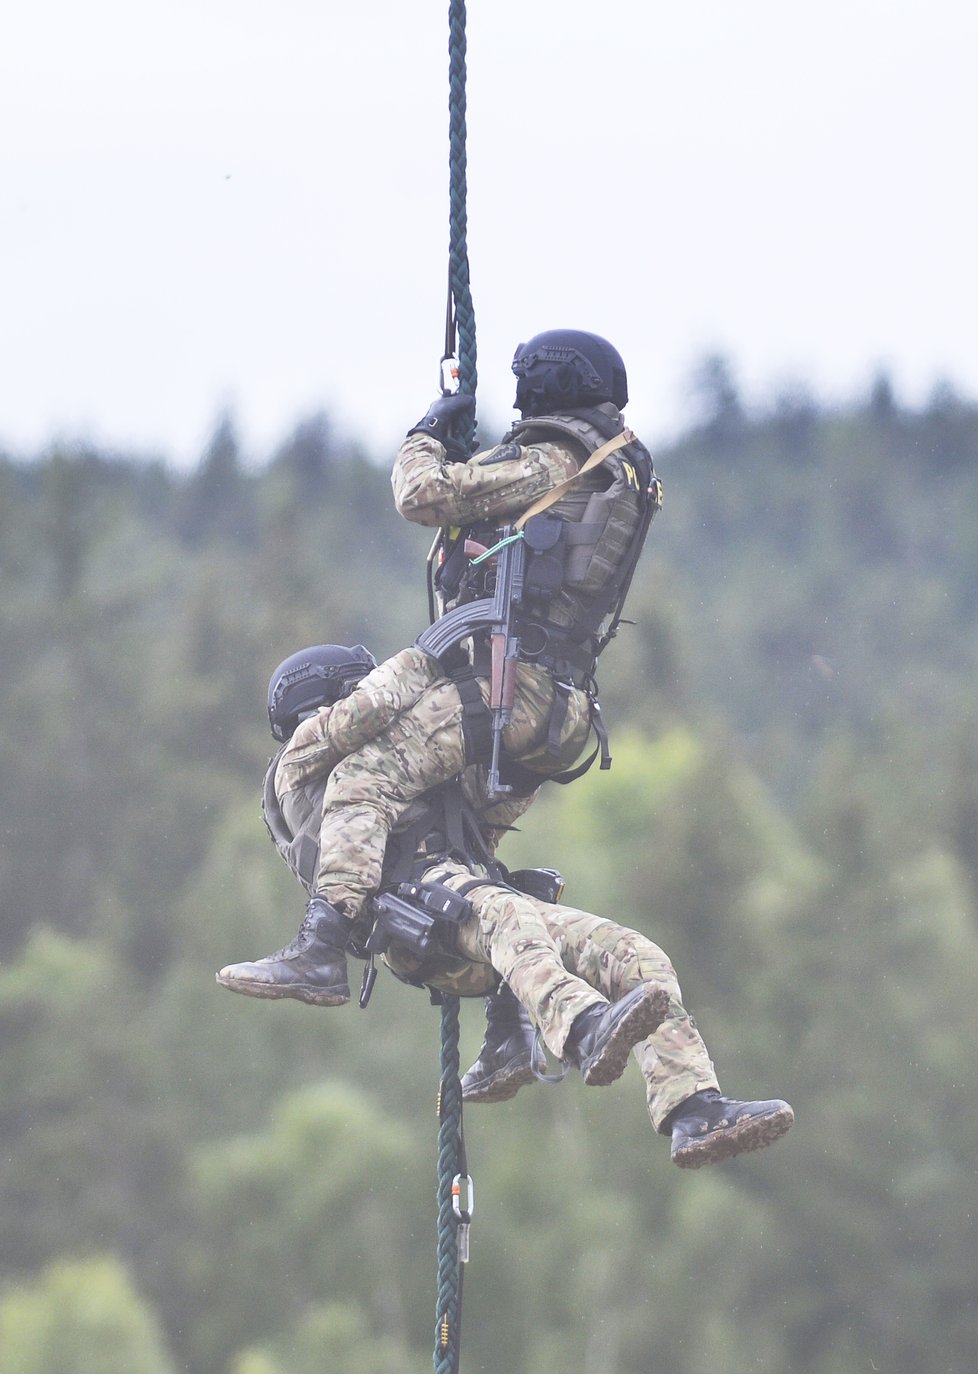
[3,1,976,466]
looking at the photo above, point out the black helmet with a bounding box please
[267,643,377,742]
[511,329,628,417]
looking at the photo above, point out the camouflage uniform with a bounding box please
[407,861,719,1132]
[391,429,588,530]
[276,645,590,922]
[278,427,613,924]
[269,682,719,1134]
[275,647,440,799]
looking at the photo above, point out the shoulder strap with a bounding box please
[514,429,634,529]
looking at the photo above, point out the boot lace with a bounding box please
[265,907,320,962]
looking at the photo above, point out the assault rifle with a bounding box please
[416,523,529,798]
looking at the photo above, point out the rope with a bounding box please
[435,11,477,1371]
[447,0,477,446]
[434,998,464,1374]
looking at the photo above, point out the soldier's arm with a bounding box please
[391,433,584,528]
[275,646,439,794]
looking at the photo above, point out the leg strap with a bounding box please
[545,679,572,759]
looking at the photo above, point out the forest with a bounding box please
[1,360,977,1373]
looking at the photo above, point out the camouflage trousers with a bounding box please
[419,860,720,1131]
[277,647,591,920]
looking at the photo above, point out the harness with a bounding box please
[262,756,525,997]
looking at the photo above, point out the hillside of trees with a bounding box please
[1,366,977,1373]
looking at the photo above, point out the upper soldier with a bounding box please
[397,328,660,790]
[217,331,660,1008]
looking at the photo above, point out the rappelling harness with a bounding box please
[262,754,562,1003]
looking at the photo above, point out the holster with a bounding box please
[366,880,472,960]
[507,866,565,905]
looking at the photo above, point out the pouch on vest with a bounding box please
[564,477,644,594]
[522,513,566,600]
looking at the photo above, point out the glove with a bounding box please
[406,393,476,462]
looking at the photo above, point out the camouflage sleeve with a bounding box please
[391,432,584,527]
[275,647,439,795]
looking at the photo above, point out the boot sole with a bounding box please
[462,1053,543,1104]
[215,972,350,1008]
[581,984,671,1087]
[672,1103,794,1168]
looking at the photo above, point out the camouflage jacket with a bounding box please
[392,405,657,655]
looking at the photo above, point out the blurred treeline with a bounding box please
[1,365,977,1373]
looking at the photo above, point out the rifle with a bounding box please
[477,528,526,796]
[416,524,528,798]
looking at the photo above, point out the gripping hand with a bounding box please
[407,393,476,462]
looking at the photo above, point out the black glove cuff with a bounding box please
[406,420,471,462]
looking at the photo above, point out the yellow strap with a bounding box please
[514,428,635,530]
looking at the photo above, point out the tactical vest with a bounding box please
[436,405,660,686]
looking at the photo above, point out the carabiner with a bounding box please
[451,1172,475,1222]
[440,354,461,396]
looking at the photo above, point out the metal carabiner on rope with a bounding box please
[451,1172,475,1264]
[440,354,461,396]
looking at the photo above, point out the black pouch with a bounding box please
[523,513,566,599]
[366,880,472,959]
[434,537,469,600]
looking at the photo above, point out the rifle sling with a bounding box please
[514,428,633,529]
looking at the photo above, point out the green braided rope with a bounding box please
[447,0,477,445]
[434,997,463,1374]
[434,7,476,1371]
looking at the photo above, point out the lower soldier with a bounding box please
[218,641,589,1008]
[273,644,590,922]
[217,645,794,1168]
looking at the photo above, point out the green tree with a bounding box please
[2,377,978,1372]
[231,1302,416,1374]
[0,1257,176,1374]
[186,1083,432,1371]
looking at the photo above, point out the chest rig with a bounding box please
[436,407,658,679]
[428,407,661,781]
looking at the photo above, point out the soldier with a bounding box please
[218,331,661,1007]
[217,645,795,1168]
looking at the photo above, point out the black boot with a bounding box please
[216,896,351,1007]
[663,1089,794,1168]
[461,984,546,1104]
[564,983,671,1087]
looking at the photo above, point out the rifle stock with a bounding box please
[489,630,506,707]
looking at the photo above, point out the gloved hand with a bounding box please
[406,392,476,462]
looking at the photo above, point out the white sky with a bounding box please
[2,1,976,465]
